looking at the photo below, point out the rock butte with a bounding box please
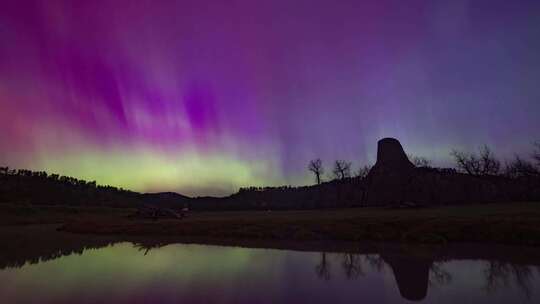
[365,137,539,206]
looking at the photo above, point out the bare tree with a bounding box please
[364,254,385,273]
[355,165,372,179]
[484,262,534,299]
[315,252,331,280]
[504,156,539,178]
[533,142,540,168]
[341,253,364,279]
[451,150,481,175]
[333,160,352,180]
[429,262,452,287]
[308,159,324,185]
[451,145,500,176]
[479,145,501,175]
[409,155,432,168]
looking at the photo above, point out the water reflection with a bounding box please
[311,251,540,302]
[1,226,540,303]
[484,262,536,299]
[315,252,331,280]
[341,253,364,279]
[314,252,454,301]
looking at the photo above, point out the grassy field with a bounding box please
[58,202,540,246]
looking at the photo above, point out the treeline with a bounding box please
[0,167,140,207]
[451,143,540,179]
[1,141,538,210]
[302,141,540,185]
[231,141,540,209]
[228,177,366,210]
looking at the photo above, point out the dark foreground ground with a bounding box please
[33,202,539,246]
[0,204,133,225]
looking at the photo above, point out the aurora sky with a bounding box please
[1,1,539,196]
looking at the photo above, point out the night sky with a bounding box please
[1,1,539,196]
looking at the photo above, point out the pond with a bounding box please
[0,227,539,303]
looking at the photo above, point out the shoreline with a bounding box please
[2,224,540,269]
[0,224,540,269]
[59,202,540,246]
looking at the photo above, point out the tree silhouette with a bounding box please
[428,262,452,287]
[533,142,540,168]
[332,160,351,180]
[355,165,372,179]
[364,254,385,272]
[308,159,324,185]
[504,156,539,178]
[479,146,501,175]
[451,150,480,175]
[484,262,534,299]
[341,253,364,279]
[315,252,331,280]
[409,155,432,168]
[0,166,138,207]
[451,145,500,176]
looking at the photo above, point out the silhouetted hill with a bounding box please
[0,168,203,209]
[1,138,539,210]
[0,168,140,208]
[365,138,540,205]
[0,168,204,209]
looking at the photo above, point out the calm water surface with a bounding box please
[1,233,539,303]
